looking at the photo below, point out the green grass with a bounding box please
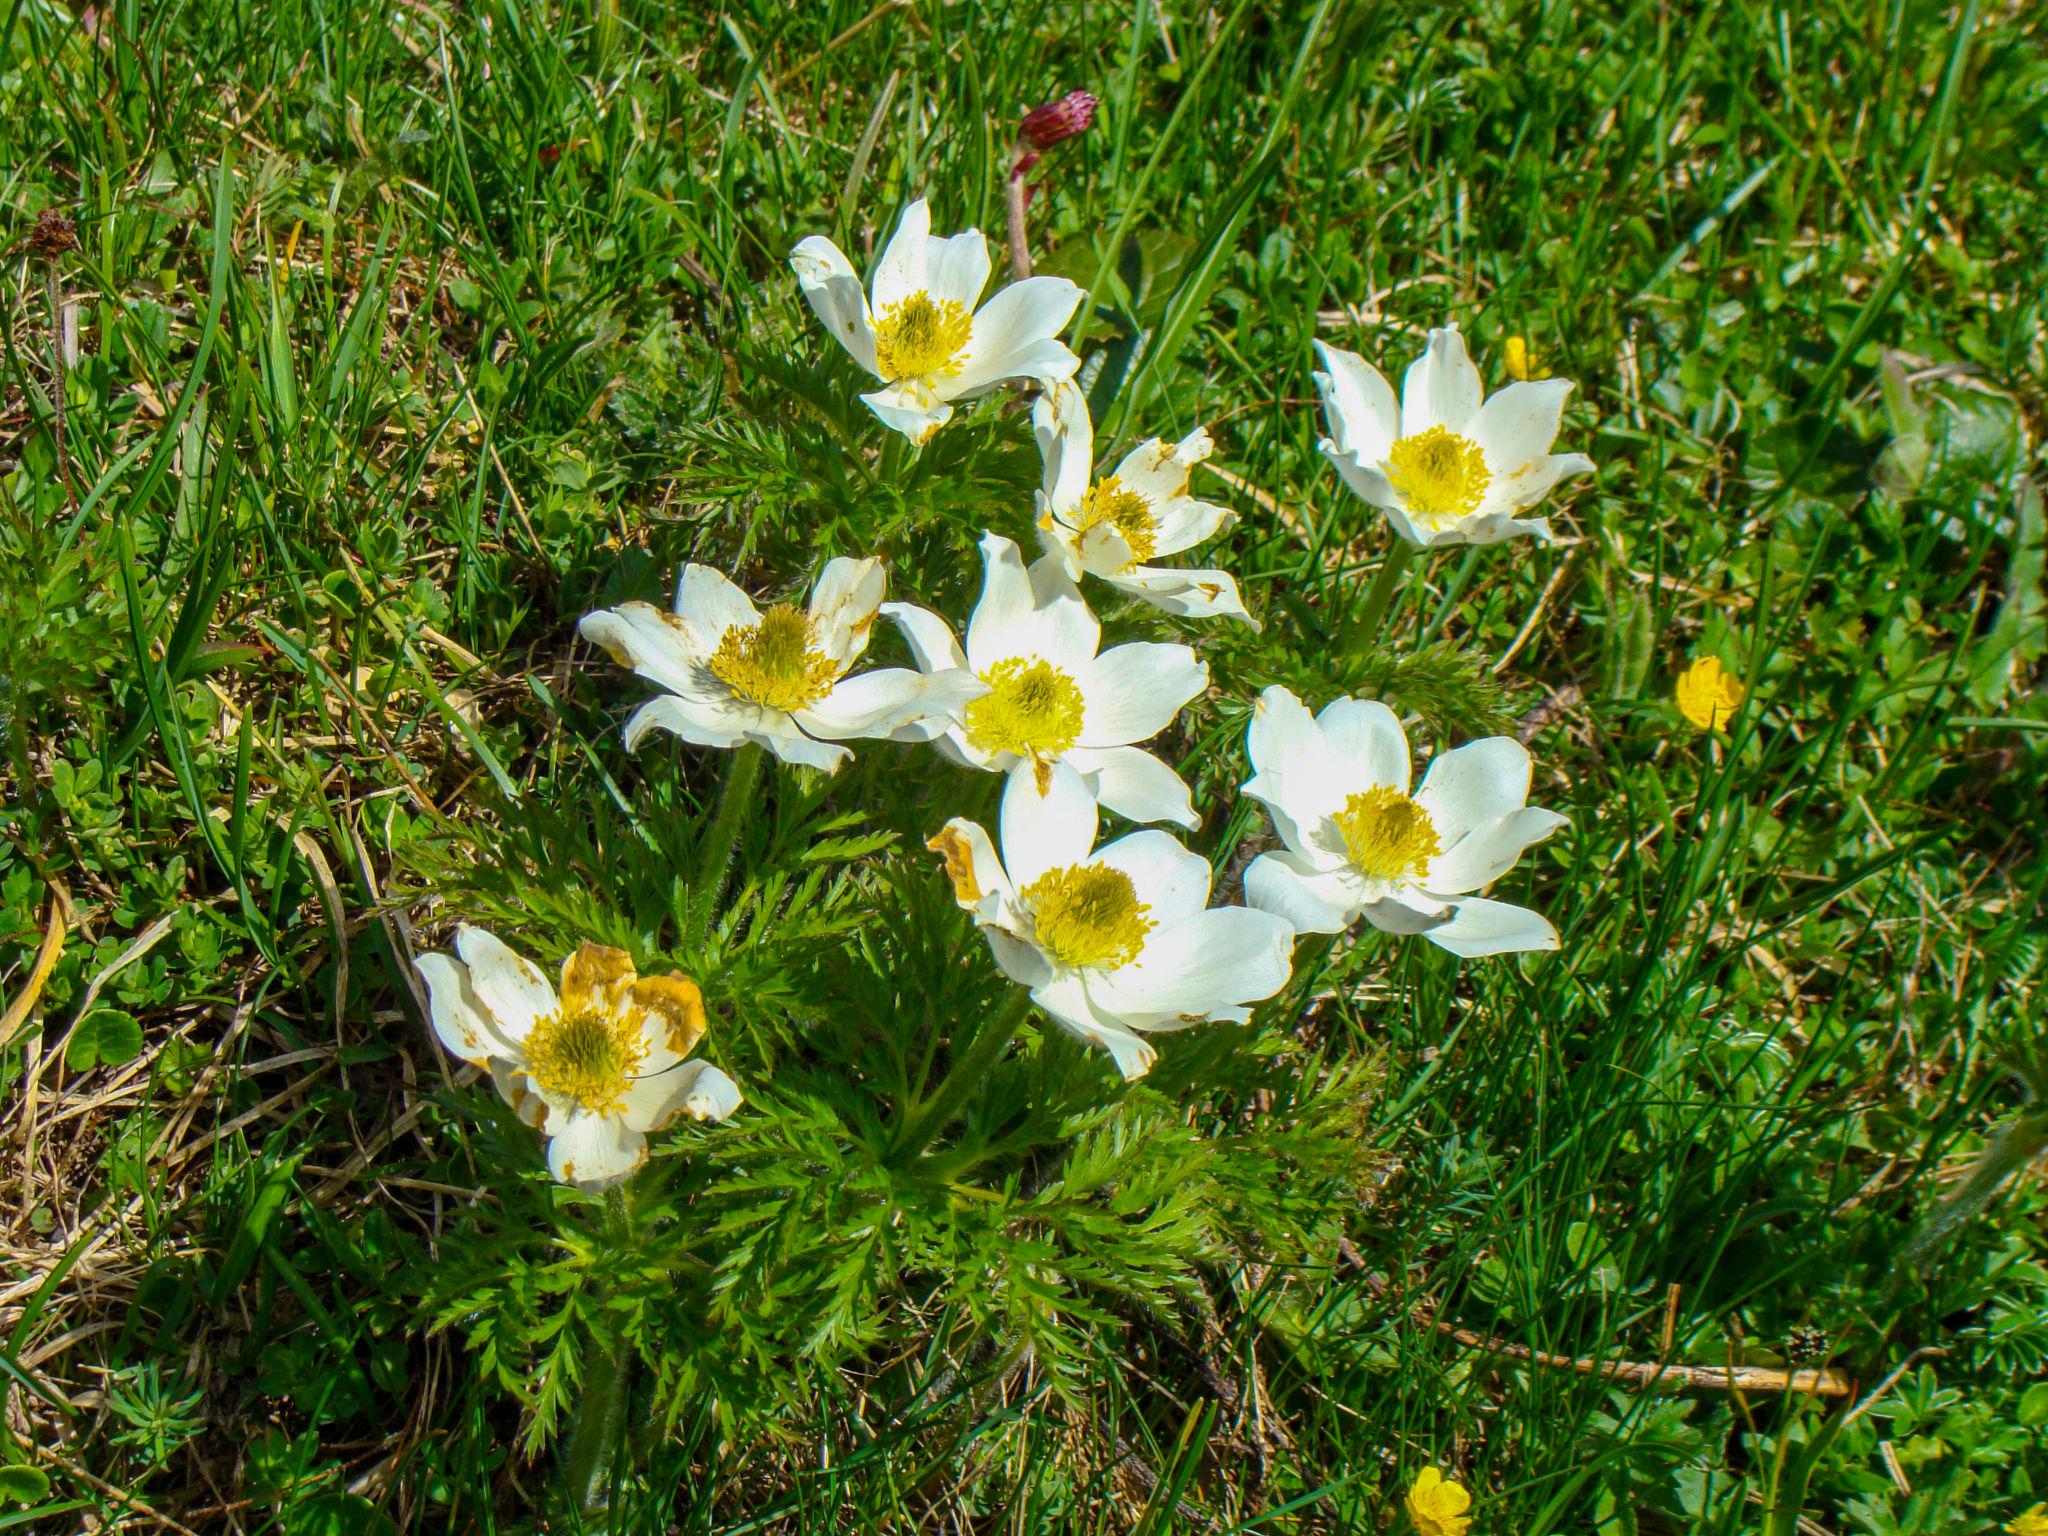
[3,0,2046,1530]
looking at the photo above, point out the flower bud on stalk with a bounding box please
[1006,89,1098,280]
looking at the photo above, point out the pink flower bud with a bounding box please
[1020,90,1098,150]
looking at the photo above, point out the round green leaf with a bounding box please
[66,1009,144,1072]
[0,1465,52,1503]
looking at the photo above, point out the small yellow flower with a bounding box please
[2007,1504,2048,1536]
[1406,1467,1473,1536]
[1503,334,1534,381]
[1675,656,1744,732]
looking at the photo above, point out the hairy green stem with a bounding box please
[693,741,764,946]
[1341,536,1418,657]
[561,1187,635,1516]
[894,989,1036,1159]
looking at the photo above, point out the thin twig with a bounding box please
[1339,1243,1854,1397]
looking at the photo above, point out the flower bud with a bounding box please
[28,210,78,260]
[1020,90,1098,150]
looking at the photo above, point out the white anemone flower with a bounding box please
[1241,685,1568,955]
[790,198,1083,445]
[1314,325,1594,547]
[1032,381,1255,625]
[580,556,983,773]
[882,533,1208,828]
[929,763,1294,1079]
[417,926,741,1188]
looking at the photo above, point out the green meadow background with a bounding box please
[2,0,2045,1529]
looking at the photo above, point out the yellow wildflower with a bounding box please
[1675,656,1744,732]
[1503,334,1534,381]
[2007,1504,2048,1536]
[1406,1466,1473,1536]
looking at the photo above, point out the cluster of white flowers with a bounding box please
[419,197,1594,1185]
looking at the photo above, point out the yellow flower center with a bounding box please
[1332,785,1440,883]
[1386,426,1490,523]
[523,1005,648,1116]
[960,657,1086,759]
[1021,863,1153,971]
[1075,475,1159,565]
[872,290,973,383]
[708,604,839,713]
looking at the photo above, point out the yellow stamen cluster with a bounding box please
[708,604,839,712]
[961,657,1086,759]
[1022,863,1153,971]
[1333,785,1441,883]
[1075,475,1160,565]
[1386,426,1490,523]
[873,290,973,382]
[524,1005,648,1116]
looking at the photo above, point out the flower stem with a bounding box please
[560,1187,635,1516]
[692,741,763,947]
[893,989,1036,1159]
[1342,536,1418,656]
[1004,166,1033,280]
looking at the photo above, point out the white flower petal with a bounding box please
[790,235,878,375]
[1414,737,1533,843]
[1032,973,1157,1079]
[621,1059,744,1132]
[453,925,556,1044]
[747,713,852,773]
[488,1058,548,1128]
[1478,452,1594,519]
[1242,688,1367,856]
[860,385,952,444]
[949,276,1082,396]
[1246,685,1317,775]
[1070,745,1198,829]
[965,535,1099,672]
[870,198,930,313]
[416,952,513,1065]
[984,929,1051,987]
[579,602,717,703]
[676,1062,743,1122]
[923,228,991,312]
[1471,379,1573,477]
[1108,428,1212,509]
[879,600,968,674]
[796,667,982,740]
[1401,325,1482,436]
[1092,907,1294,1024]
[674,564,761,649]
[1106,564,1256,626]
[1359,887,1454,935]
[807,556,887,669]
[1423,895,1559,957]
[1033,379,1094,514]
[546,1110,646,1188]
[1244,851,1357,934]
[929,816,1015,913]
[1316,697,1410,796]
[1090,828,1212,925]
[1000,760,1098,888]
[621,694,757,754]
[1143,494,1233,558]
[1426,807,1568,894]
[1313,341,1400,463]
[1321,442,1402,509]
[1077,642,1205,746]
